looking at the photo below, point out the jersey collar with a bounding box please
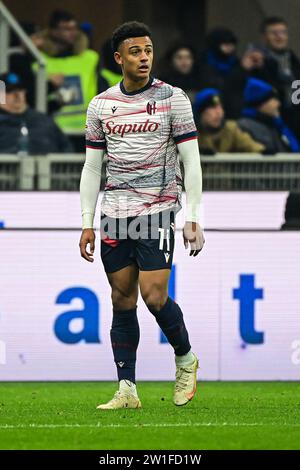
[120,75,154,96]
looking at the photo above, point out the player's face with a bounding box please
[114,36,153,80]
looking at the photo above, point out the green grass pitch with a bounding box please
[0,382,299,450]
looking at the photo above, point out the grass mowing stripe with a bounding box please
[0,423,300,429]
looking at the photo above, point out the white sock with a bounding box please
[119,379,138,397]
[175,350,195,367]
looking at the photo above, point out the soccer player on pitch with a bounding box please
[79,21,205,409]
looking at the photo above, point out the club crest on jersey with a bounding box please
[146,99,157,115]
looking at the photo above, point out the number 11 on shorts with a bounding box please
[158,228,170,251]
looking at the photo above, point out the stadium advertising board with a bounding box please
[0,230,299,381]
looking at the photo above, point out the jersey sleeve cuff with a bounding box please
[85,139,107,150]
[82,212,94,229]
[174,131,198,145]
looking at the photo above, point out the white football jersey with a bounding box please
[85,76,197,218]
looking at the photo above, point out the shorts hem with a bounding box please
[138,265,172,272]
[102,261,137,274]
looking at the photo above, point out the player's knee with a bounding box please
[111,288,137,311]
[141,285,168,313]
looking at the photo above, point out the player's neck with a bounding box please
[122,75,151,93]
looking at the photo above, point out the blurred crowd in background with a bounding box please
[1,9,300,155]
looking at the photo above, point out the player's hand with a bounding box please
[183,222,205,257]
[79,228,95,262]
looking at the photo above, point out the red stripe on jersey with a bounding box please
[86,145,106,150]
[97,97,130,103]
[105,185,177,202]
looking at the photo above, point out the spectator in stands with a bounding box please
[238,78,300,154]
[35,9,99,134]
[0,72,72,154]
[9,22,41,108]
[198,28,243,117]
[158,43,201,101]
[193,88,264,154]
[259,17,300,139]
[98,39,123,93]
[199,28,238,86]
[9,22,68,111]
[225,18,300,136]
[198,27,279,119]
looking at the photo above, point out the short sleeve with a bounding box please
[85,97,107,150]
[171,87,198,145]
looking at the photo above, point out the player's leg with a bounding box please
[98,224,142,409]
[108,263,140,385]
[139,269,190,354]
[97,263,141,410]
[136,208,199,406]
[139,269,198,406]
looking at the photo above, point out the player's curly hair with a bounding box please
[111,21,152,52]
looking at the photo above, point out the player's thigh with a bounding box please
[135,208,176,272]
[101,237,134,274]
[139,268,171,307]
[107,264,139,309]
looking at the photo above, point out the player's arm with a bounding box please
[171,87,205,257]
[79,147,104,262]
[178,139,205,257]
[79,97,106,262]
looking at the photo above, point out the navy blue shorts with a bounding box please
[100,209,176,273]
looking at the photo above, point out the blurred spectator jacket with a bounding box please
[97,39,123,92]
[238,110,300,153]
[238,78,300,153]
[0,107,73,154]
[199,120,264,153]
[34,29,99,133]
[198,28,242,117]
[261,48,300,140]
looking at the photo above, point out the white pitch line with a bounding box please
[0,422,300,429]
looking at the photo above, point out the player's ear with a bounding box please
[114,51,122,66]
